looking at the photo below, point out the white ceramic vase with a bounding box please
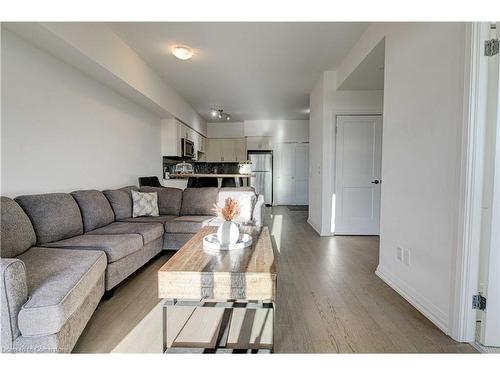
[217,221,240,246]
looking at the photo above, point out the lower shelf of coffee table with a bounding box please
[163,299,274,353]
[165,348,272,354]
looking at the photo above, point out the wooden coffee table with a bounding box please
[158,226,277,353]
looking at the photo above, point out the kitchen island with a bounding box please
[168,173,254,188]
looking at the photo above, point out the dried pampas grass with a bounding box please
[213,197,241,221]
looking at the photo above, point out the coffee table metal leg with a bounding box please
[163,298,177,352]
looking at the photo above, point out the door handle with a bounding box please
[371,179,381,184]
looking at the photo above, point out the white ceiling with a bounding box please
[109,22,368,122]
[338,39,385,91]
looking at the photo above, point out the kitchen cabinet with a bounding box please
[200,136,206,153]
[234,139,247,161]
[274,143,309,205]
[161,119,206,159]
[161,119,182,157]
[246,136,273,151]
[206,138,220,161]
[206,138,246,162]
[220,140,235,161]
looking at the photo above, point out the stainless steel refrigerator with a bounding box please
[248,151,273,205]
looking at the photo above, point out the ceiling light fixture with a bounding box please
[211,108,231,121]
[172,45,194,60]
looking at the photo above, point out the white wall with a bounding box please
[311,22,468,336]
[207,122,244,138]
[244,120,309,142]
[308,70,383,235]
[308,77,326,232]
[376,23,466,335]
[1,30,162,197]
[207,119,309,142]
[206,120,309,143]
[5,23,207,136]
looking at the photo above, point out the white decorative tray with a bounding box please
[203,233,253,251]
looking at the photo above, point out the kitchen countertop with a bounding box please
[168,173,254,178]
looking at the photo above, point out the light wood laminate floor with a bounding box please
[73,206,475,353]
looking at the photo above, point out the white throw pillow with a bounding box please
[217,191,256,224]
[131,190,159,218]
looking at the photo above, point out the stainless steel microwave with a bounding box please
[181,138,195,158]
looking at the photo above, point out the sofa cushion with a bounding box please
[15,193,83,245]
[164,216,215,234]
[71,190,115,232]
[120,215,176,226]
[0,197,37,258]
[103,187,135,220]
[17,247,106,337]
[43,234,143,263]
[87,222,164,244]
[180,188,219,216]
[120,185,139,193]
[140,186,183,216]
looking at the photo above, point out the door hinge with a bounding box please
[485,39,499,56]
[472,294,487,310]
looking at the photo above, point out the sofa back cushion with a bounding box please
[140,186,183,216]
[71,190,115,232]
[15,193,83,244]
[0,197,37,257]
[180,187,219,216]
[102,186,138,221]
[217,188,257,224]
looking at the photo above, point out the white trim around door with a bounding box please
[334,115,383,235]
[451,22,493,343]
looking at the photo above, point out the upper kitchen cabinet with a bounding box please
[206,138,246,162]
[161,119,182,157]
[246,136,273,151]
[161,119,206,159]
[199,135,206,153]
[205,138,220,161]
[234,138,247,161]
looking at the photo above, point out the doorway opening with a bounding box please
[331,38,385,235]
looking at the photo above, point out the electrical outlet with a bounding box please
[397,247,403,261]
[403,248,411,266]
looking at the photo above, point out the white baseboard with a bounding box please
[375,265,449,335]
[307,218,320,234]
[307,218,335,237]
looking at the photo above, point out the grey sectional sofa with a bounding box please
[1,186,263,353]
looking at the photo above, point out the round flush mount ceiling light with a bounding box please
[172,45,193,60]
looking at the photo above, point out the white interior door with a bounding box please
[334,115,382,235]
[478,22,500,348]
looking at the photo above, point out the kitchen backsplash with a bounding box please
[163,158,240,175]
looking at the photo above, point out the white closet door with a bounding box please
[294,144,309,205]
[275,143,309,205]
[334,115,382,235]
[275,144,294,204]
